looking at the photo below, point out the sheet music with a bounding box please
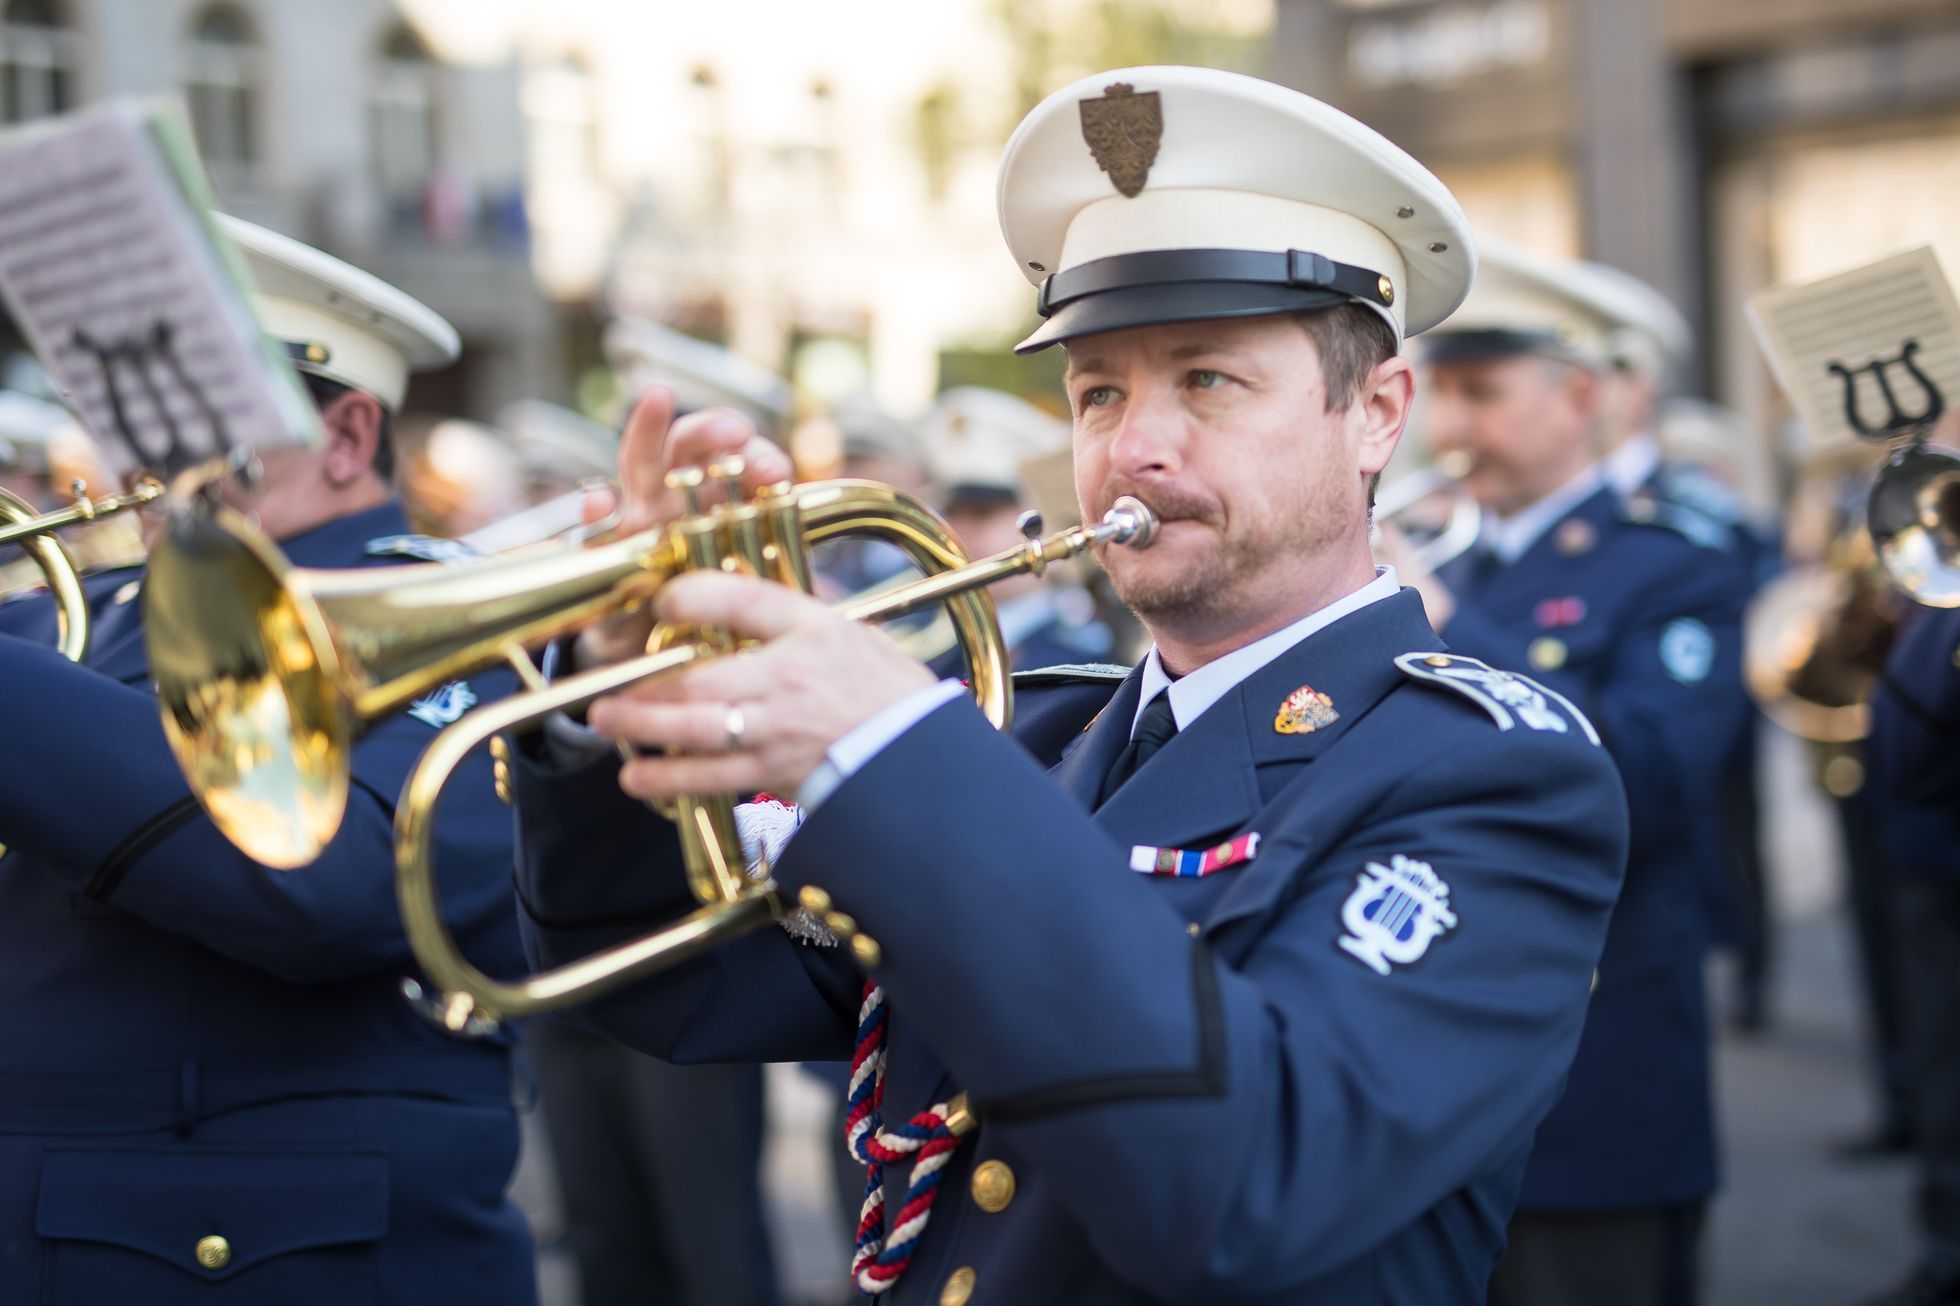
[0,100,319,479]
[1747,247,1960,451]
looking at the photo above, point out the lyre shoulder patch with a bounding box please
[1394,652,1601,744]
[407,680,478,728]
[1012,662,1132,686]
[366,533,480,565]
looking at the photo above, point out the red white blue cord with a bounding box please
[844,980,969,1297]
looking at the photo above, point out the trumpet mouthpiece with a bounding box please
[1104,496,1159,549]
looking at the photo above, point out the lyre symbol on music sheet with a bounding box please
[1828,338,1946,439]
[70,319,231,471]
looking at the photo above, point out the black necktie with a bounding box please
[1099,691,1179,805]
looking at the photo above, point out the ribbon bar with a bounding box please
[1130,833,1261,878]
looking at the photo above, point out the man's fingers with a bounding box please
[666,411,794,496]
[619,388,676,521]
[579,482,620,531]
[588,697,742,754]
[618,752,768,803]
[655,571,820,643]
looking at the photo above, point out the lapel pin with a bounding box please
[1554,518,1596,556]
[1275,683,1339,735]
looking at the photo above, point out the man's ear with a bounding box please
[317,389,386,488]
[1355,354,1415,477]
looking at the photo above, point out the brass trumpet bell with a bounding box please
[1869,443,1960,608]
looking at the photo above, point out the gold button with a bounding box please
[851,933,883,969]
[1377,274,1394,305]
[798,885,832,915]
[1186,921,1201,937]
[971,1159,1016,1212]
[195,1235,231,1270]
[1425,654,1451,667]
[823,910,857,938]
[1527,636,1567,671]
[940,1265,977,1306]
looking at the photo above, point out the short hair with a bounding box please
[301,372,396,481]
[1296,303,1399,413]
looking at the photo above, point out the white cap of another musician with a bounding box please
[215,214,460,410]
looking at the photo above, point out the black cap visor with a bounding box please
[1419,328,1589,367]
[1016,247,1391,355]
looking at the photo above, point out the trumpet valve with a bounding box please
[664,465,706,516]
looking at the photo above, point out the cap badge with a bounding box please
[1079,83,1162,198]
[1275,683,1339,735]
[1554,518,1596,556]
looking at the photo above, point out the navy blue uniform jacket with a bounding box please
[1869,604,1960,880]
[0,503,535,1304]
[1441,484,1751,1211]
[515,587,1629,1304]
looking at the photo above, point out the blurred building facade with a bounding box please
[1269,0,1960,507]
[0,0,559,419]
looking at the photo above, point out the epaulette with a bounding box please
[1012,662,1132,686]
[365,533,480,565]
[1394,651,1601,744]
[1653,463,1744,526]
[1620,494,1730,551]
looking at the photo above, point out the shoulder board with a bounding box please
[365,533,480,565]
[1653,463,1744,526]
[1012,662,1133,686]
[1394,652,1601,745]
[1620,497,1730,551]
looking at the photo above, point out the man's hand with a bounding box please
[586,570,939,800]
[572,388,797,670]
[1373,519,1457,631]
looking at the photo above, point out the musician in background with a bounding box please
[1385,242,1753,1306]
[1866,599,1960,1305]
[919,386,1111,675]
[0,218,534,1302]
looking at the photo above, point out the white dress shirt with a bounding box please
[1600,432,1661,500]
[1483,466,1606,564]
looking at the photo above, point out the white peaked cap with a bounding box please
[214,214,460,410]
[1580,261,1693,381]
[603,318,792,434]
[921,387,1070,500]
[498,399,617,483]
[999,66,1475,352]
[1423,237,1644,372]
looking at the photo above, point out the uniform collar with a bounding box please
[277,500,412,570]
[1486,466,1605,564]
[1061,586,1440,848]
[1600,432,1661,500]
[1133,566,1402,736]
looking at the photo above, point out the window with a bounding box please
[185,5,259,176]
[370,22,437,201]
[0,0,78,124]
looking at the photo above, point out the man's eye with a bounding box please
[1082,385,1119,407]
[1190,369,1228,389]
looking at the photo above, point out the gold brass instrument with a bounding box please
[1867,442,1960,607]
[1373,451,1480,570]
[0,478,162,661]
[1743,529,1901,748]
[145,463,1157,1029]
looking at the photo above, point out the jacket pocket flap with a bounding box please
[37,1146,389,1277]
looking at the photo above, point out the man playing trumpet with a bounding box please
[514,67,1629,1304]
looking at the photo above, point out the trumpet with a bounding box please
[0,478,162,661]
[1867,441,1960,607]
[146,464,1157,1028]
[1373,451,1480,570]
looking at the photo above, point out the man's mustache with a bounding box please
[1093,483,1220,528]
